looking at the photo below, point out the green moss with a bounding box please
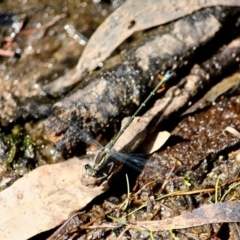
[4,125,36,168]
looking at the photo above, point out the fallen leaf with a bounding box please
[0,158,108,240]
[134,201,240,231]
[48,0,240,92]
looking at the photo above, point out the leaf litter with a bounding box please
[1,1,240,239]
[46,83,240,239]
[0,112,170,239]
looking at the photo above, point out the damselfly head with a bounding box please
[84,164,91,170]
[84,164,97,176]
[81,163,102,187]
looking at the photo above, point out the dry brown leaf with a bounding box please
[0,158,107,240]
[49,0,240,92]
[142,131,170,154]
[134,201,240,231]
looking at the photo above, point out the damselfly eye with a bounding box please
[85,164,90,170]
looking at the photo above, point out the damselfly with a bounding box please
[80,132,151,179]
[83,71,172,181]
